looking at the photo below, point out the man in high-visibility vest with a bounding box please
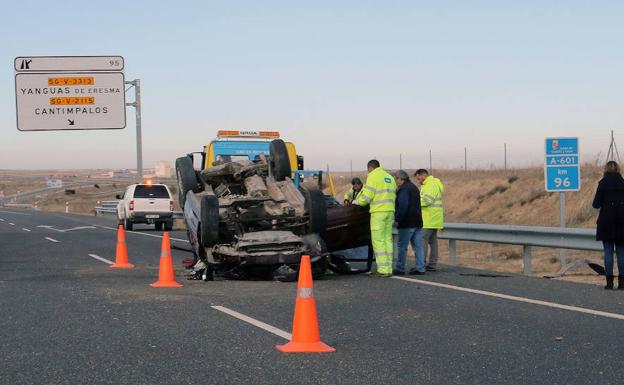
[415,169,444,271]
[353,160,397,277]
[343,177,363,204]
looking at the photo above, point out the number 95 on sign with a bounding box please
[546,166,580,191]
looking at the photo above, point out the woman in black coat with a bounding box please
[592,161,624,289]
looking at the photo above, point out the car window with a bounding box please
[133,185,170,198]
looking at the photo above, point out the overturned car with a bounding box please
[175,139,332,280]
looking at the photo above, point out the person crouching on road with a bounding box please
[344,177,364,204]
[353,160,397,277]
[414,169,444,272]
[592,161,624,290]
[393,170,426,276]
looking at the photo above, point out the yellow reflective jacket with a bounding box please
[420,175,444,229]
[355,167,397,213]
[343,188,362,203]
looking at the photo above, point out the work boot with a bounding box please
[605,275,614,290]
[618,276,624,290]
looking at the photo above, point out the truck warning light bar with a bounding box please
[217,130,280,138]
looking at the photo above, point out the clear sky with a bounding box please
[1,1,623,171]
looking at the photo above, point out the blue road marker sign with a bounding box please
[545,137,580,192]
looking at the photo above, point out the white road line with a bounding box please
[88,254,114,265]
[96,225,189,243]
[211,305,292,340]
[44,237,60,243]
[37,225,96,232]
[0,210,32,216]
[392,276,624,321]
[0,218,4,221]
[22,228,31,232]
[8,222,15,226]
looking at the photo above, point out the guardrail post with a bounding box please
[448,239,457,265]
[523,245,532,275]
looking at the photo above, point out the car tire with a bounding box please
[175,156,199,207]
[302,186,327,237]
[199,195,220,248]
[164,222,173,231]
[155,222,163,231]
[124,218,133,231]
[269,139,291,181]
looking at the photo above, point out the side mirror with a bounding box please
[115,194,122,200]
[188,152,205,171]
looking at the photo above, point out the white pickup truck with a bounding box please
[116,183,174,231]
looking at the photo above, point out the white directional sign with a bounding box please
[15,55,126,131]
[15,56,124,72]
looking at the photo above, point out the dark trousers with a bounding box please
[602,241,624,276]
[422,228,438,268]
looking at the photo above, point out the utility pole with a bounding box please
[464,147,467,171]
[504,143,507,171]
[125,79,143,181]
[399,153,402,170]
[350,160,353,178]
[607,130,621,162]
[429,149,432,173]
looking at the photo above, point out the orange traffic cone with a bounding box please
[150,232,183,288]
[111,224,135,269]
[276,255,335,353]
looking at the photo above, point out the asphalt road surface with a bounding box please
[2,208,624,385]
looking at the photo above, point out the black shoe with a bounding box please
[425,266,437,272]
[618,276,624,290]
[408,268,425,275]
[392,269,405,276]
[606,275,614,290]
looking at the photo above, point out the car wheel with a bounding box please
[199,195,220,248]
[269,139,292,181]
[124,218,133,231]
[302,186,327,237]
[175,156,200,207]
[164,222,173,231]
[155,222,163,231]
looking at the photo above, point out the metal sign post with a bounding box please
[125,79,142,181]
[559,191,566,264]
[545,137,580,268]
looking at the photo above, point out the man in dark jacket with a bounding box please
[393,170,425,275]
[592,161,624,289]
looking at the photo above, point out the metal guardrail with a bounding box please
[94,200,183,219]
[1,203,39,210]
[95,200,119,216]
[439,222,601,275]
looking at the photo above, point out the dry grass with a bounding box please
[328,165,607,285]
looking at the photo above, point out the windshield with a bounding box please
[133,185,170,198]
